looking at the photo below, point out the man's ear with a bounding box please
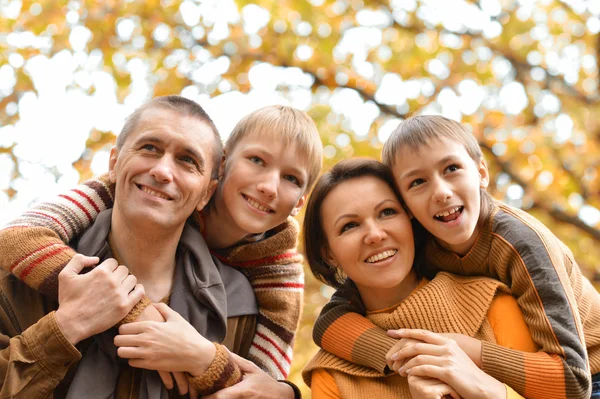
[196,179,218,211]
[108,147,119,183]
[290,194,307,217]
[478,158,489,189]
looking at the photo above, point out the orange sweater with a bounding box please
[311,293,536,398]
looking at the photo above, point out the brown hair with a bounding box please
[224,105,323,192]
[116,95,223,179]
[303,158,427,289]
[381,115,493,224]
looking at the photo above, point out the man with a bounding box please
[0,96,265,398]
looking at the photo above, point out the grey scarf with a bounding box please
[66,210,231,399]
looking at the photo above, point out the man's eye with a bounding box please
[341,222,357,233]
[380,208,397,217]
[409,178,425,188]
[249,156,265,166]
[180,155,196,165]
[141,144,158,152]
[284,175,300,186]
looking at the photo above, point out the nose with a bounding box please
[149,156,175,183]
[431,177,452,203]
[256,171,278,200]
[364,220,387,245]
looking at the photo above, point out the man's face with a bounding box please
[109,107,218,231]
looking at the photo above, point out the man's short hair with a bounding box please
[224,105,323,192]
[117,96,223,179]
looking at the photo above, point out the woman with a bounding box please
[302,158,534,398]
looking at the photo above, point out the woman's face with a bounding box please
[321,175,416,308]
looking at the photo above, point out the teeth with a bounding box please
[435,206,461,218]
[246,196,272,213]
[141,186,171,200]
[365,249,398,263]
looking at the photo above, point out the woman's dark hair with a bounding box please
[303,158,427,289]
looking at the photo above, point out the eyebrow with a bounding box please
[134,135,206,173]
[400,155,459,180]
[333,198,398,227]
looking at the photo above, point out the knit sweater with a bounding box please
[313,200,600,399]
[304,273,516,398]
[0,174,304,380]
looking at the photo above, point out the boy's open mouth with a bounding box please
[434,206,463,222]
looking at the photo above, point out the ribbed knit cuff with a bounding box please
[482,341,525,395]
[187,343,243,395]
[117,296,152,325]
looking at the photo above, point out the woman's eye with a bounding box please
[409,178,425,188]
[249,156,264,166]
[380,208,397,217]
[341,222,357,233]
[284,175,300,186]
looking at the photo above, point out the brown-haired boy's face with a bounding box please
[218,132,309,234]
[392,136,489,255]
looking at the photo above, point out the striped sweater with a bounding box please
[0,174,304,380]
[313,200,600,399]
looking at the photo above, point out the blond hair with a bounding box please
[225,105,323,191]
[382,115,482,167]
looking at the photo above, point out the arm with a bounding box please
[0,174,151,322]
[313,282,398,373]
[485,210,590,399]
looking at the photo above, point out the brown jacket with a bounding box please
[0,271,256,399]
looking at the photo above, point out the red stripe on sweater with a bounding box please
[73,189,101,213]
[10,242,59,272]
[20,247,69,279]
[213,252,300,268]
[256,331,291,363]
[25,211,70,238]
[59,194,93,222]
[253,282,304,289]
[251,342,287,377]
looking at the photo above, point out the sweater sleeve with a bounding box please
[482,208,591,399]
[239,260,304,379]
[0,174,150,322]
[313,283,398,374]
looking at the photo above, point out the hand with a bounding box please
[114,303,215,376]
[386,330,423,374]
[389,329,505,399]
[408,375,460,399]
[132,304,191,396]
[55,254,144,345]
[204,352,295,399]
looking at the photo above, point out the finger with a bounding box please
[153,302,178,321]
[173,372,189,395]
[117,346,144,359]
[113,334,140,347]
[388,329,448,346]
[113,264,130,282]
[158,370,174,390]
[189,385,199,399]
[402,354,446,374]
[406,364,448,383]
[94,257,119,273]
[126,284,146,306]
[229,351,261,373]
[63,254,99,275]
[118,320,153,335]
[121,273,138,293]
[392,342,446,362]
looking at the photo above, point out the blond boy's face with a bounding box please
[392,136,489,255]
[219,132,308,235]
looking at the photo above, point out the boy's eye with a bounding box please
[283,175,301,186]
[340,221,358,233]
[249,156,265,166]
[409,178,425,188]
[444,164,460,173]
[380,208,397,217]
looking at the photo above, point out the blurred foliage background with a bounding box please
[1,0,600,396]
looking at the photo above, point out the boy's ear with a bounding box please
[290,194,307,217]
[218,153,227,180]
[196,179,218,211]
[108,147,119,183]
[478,158,489,189]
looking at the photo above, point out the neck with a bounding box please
[358,270,420,311]
[202,192,251,249]
[111,205,182,301]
